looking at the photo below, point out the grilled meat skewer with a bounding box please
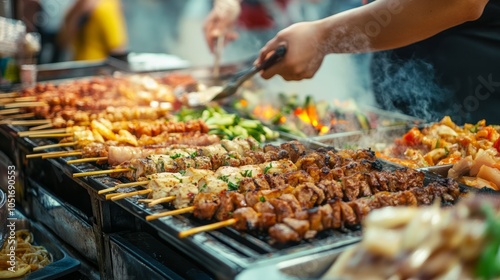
[188,178,461,243]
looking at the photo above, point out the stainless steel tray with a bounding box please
[36,58,128,82]
[236,245,349,280]
[312,124,419,151]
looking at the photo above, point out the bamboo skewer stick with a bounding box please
[72,168,130,178]
[4,102,48,108]
[29,133,73,138]
[114,181,149,188]
[42,151,82,159]
[148,196,176,207]
[13,96,37,102]
[18,128,67,136]
[67,157,107,165]
[10,119,51,126]
[110,189,152,201]
[98,181,148,195]
[0,112,35,120]
[29,123,54,131]
[0,98,15,104]
[33,141,76,151]
[178,219,237,238]
[146,206,195,221]
[26,150,70,159]
[105,193,122,200]
[0,108,21,115]
[0,92,20,98]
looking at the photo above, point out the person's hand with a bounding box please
[203,0,241,53]
[257,21,328,81]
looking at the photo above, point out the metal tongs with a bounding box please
[187,45,287,107]
[417,164,454,177]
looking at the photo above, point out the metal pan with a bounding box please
[7,210,80,279]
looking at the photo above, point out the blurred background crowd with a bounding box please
[2,0,372,104]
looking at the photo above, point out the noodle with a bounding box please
[0,230,52,278]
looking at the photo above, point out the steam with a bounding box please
[371,52,453,123]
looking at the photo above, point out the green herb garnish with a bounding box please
[200,183,207,192]
[173,175,183,183]
[157,159,165,172]
[264,163,273,174]
[179,170,186,175]
[228,181,239,191]
[190,151,198,158]
[240,170,253,178]
[259,196,266,202]
[218,175,229,182]
[435,139,440,149]
[170,153,182,159]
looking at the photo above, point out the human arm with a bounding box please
[257,0,490,80]
[203,0,241,53]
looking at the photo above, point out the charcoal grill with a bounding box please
[0,64,483,279]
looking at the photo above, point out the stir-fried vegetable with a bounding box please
[174,106,279,142]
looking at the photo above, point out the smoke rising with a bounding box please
[371,52,453,123]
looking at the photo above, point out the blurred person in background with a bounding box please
[16,0,75,63]
[58,0,128,61]
[203,0,295,63]
[202,0,375,105]
[255,0,500,124]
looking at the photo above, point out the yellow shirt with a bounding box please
[73,0,127,61]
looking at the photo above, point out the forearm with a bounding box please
[317,0,489,53]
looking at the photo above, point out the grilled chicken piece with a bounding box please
[269,223,300,243]
[344,173,373,201]
[215,191,247,221]
[280,141,306,163]
[284,170,314,187]
[171,183,199,209]
[239,178,257,192]
[339,200,358,227]
[221,139,245,155]
[319,204,335,229]
[295,152,327,170]
[269,198,295,222]
[277,193,302,210]
[260,159,297,175]
[245,189,283,207]
[263,143,280,153]
[253,202,277,230]
[348,197,376,222]
[293,182,326,209]
[308,208,324,231]
[233,207,259,231]
[253,176,271,190]
[193,193,221,220]
[329,167,345,181]
[317,180,343,201]
[199,144,228,157]
[283,218,310,237]
[330,200,343,229]
[184,168,213,182]
[198,175,228,194]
